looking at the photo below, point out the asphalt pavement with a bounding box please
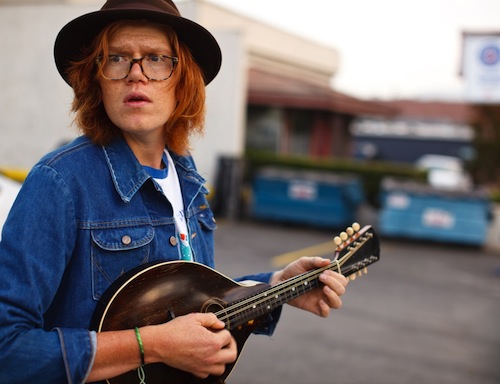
[212,218,500,384]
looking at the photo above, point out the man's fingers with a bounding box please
[195,312,226,330]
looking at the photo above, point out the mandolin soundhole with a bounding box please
[201,298,229,327]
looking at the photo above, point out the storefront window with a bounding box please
[289,110,313,156]
[246,106,283,152]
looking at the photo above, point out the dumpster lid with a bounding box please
[257,167,359,184]
[381,177,490,200]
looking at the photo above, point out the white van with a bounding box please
[415,154,473,190]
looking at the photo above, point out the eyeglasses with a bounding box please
[97,54,179,81]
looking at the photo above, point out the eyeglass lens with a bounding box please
[101,55,177,81]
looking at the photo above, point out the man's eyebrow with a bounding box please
[108,42,171,53]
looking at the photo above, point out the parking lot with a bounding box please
[213,218,500,384]
[1,173,499,383]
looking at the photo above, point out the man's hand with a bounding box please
[145,312,237,378]
[270,256,348,317]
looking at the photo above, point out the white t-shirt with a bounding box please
[143,151,192,260]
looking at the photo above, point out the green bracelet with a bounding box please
[134,327,145,367]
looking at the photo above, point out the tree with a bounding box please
[469,104,500,187]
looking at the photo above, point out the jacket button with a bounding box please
[121,235,132,245]
[169,236,178,246]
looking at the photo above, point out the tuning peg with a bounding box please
[352,222,360,232]
[340,232,348,241]
[346,227,354,236]
[333,236,342,246]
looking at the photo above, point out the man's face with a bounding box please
[99,22,178,148]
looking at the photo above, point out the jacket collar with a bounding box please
[102,137,206,203]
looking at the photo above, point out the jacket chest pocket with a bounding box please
[91,225,154,300]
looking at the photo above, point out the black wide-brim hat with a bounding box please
[54,0,222,86]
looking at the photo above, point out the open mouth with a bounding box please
[125,93,151,104]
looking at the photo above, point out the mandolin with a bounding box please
[91,223,380,384]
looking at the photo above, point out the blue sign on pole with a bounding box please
[462,32,500,103]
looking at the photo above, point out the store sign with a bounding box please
[422,208,455,229]
[288,181,318,201]
[462,32,500,103]
[386,193,410,209]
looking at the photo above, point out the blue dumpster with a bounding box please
[379,178,491,246]
[251,167,364,228]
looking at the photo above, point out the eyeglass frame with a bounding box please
[96,54,179,81]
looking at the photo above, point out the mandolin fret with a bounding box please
[222,273,322,329]
[220,237,378,329]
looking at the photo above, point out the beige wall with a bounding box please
[0,0,54,3]
[194,0,338,86]
[0,4,95,169]
[0,0,99,4]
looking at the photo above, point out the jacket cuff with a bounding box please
[56,328,96,384]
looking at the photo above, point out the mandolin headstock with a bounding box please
[331,223,380,280]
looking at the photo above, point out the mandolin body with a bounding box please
[91,224,380,384]
[91,261,272,384]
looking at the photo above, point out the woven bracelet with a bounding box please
[134,327,145,367]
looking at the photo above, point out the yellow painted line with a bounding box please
[271,240,335,267]
[0,168,29,182]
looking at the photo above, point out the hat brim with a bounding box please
[54,8,222,86]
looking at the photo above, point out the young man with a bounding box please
[0,1,348,382]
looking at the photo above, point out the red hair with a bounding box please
[66,20,206,155]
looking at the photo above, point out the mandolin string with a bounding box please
[215,237,368,326]
[216,231,374,326]
[215,270,324,324]
[225,235,376,326]
[225,262,365,326]
[215,239,362,322]
[218,262,361,327]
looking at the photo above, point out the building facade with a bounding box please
[0,0,397,184]
[351,100,476,164]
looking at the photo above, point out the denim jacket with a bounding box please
[0,136,278,384]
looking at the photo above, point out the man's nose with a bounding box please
[127,61,147,82]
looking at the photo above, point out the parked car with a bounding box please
[0,174,21,240]
[415,154,472,190]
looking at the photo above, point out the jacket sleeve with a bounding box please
[0,165,95,383]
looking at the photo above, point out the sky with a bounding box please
[208,0,500,101]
